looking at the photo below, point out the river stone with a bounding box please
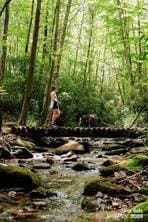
[13,147,33,159]
[105,148,128,155]
[30,187,57,198]
[0,163,40,190]
[0,147,13,159]
[32,163,51,169]
[41,137,66,147]
[72,162,91,171]
[101,159,114,166]
[81,197,99,211]
[16,138,36,149]
[55,141,85,155]
[99,165,126,177]
[83,179,131,196]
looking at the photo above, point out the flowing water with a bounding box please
[0,137,144,222]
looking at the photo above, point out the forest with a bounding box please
[0,1,148,222]
[0,0,147,127]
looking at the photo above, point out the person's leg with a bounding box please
[52,109,61,125]
[51,109,56,125]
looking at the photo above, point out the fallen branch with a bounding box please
[129,106,145,128]
[118,167,148,184]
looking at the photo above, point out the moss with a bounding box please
[72,162,91,171]
[16,138,36,149]
[0,163,40,190]
[81,197,98,211]
[127,154,148,170]
[126,201,148,222]
[99,165,126,177]
[83,179,131,196]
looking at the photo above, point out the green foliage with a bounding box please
[0,0,147,126]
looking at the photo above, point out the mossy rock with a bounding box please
[83,179,131,196]
[102,144,126,151]
[99,154,148,177]
[13,147,33,159]
[16,138,36,149]
[127,154,148,170]
[81,197,98,211]
[55,141,85,155]
[99,165,126,177]
[72,162,91,171]
[126,201,148,222]
[0,163,40,190]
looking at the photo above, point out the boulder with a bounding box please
[99,165,126,177]
[0,147,13,159]
[83,179,131,196]
[16,138,36,149]
[55,141,85,155]
[0,163,40,190]
[81,197,99,211]
[13,147,33,159]
[101,159,114,166]
[30,187,57,198]
[72,162,91,171]
[127,154,148,170]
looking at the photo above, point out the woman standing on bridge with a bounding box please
[50,87,61,127]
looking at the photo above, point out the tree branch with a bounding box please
[0,0,12,17]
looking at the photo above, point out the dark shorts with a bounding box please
[53,101,59,109]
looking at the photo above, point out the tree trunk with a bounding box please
[100,41,107,95]
[40,0,61,124]
[137,1,142,78]
[41,0,72,124]
[0,2,10,84]
[40,4,49,76]
[25,0,35,54]
[83,8,94,83]
[116,0,133,84]
[19,0,42,125]
[72,0,84,77]
[52,0,73,85]
[0,0,11,17]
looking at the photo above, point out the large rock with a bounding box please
[0,163,40,190]
[0,147,13,159]
[99,165,126,177]
[127,154,148,169]
[55,141,85,155]
[13,147,33,159]
[16,138,36,149]
[83,179,131,196]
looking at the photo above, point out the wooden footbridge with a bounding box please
[11,126,141,139]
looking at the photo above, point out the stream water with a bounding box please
[0,137,146,222]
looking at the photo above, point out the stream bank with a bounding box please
[0,127,147,222]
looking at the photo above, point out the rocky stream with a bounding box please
[0,126,147,222]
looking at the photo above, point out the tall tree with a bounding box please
[19,0,42,125]
[116,0,133,84]
[52,0,73,85]
[41,0,61,123]
[0,0,11,17]
[0,1,10,84]
[72,0,85,77]
[25,0,35,54]
[41,0,72,124]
